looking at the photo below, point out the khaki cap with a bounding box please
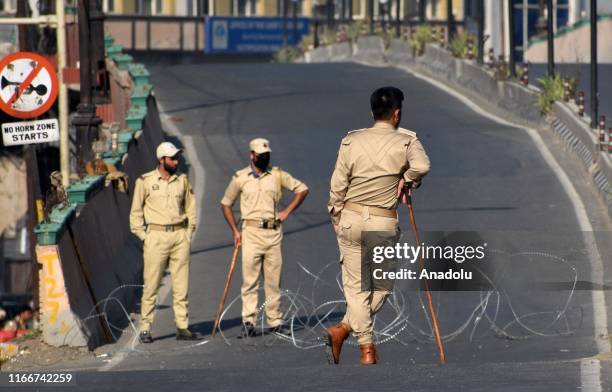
[249,138,271,154]
[156,142,182,159]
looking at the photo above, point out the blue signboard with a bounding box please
[204,16,310,54]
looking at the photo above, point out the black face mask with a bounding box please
[253,153,270,171]
[163,160,178,175]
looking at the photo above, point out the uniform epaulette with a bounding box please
[140,170,156,180]
[342,128,366,145]
[398,127,417,137]
[347,128,366,135]
[234,167,250,177]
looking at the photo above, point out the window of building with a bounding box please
[277,0,304,16]
[102,0,115,13]
[187,0,194,15]
[405,0,419,19]
[136,0,152,15]
[1,0,17,13]
[234,0,257,15]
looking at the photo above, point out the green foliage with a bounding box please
[321,28,337,46]
[273,47,302,63]
[536,73,565,114]
[448,31,478,59]
[375,27,395,49]
[348,20,368,43]
[409,25,433,56]
[300,34,314,52]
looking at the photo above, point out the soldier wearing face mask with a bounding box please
[221,138,309,338]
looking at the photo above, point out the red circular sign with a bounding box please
[0,52,59,119]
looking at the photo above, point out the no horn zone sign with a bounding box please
[0,52,58,119]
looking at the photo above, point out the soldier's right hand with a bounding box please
[233,229,242,248]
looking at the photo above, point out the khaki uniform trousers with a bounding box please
[241,225,284,327]
[140,228,191,331]
[337,208,398,345]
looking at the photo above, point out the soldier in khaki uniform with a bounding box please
[221,138,309,337]
[326,87,430,365]
[130,142,203,343]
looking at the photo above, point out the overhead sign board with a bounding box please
[205,16,310,54]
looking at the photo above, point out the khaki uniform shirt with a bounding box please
[221,166,308,221]
[129,168,197,241]
[328,122,431,225]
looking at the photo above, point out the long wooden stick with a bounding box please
[211,244,240,337]
[404,187,447,364]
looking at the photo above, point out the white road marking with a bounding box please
[581,358,603,392]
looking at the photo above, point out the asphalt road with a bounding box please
[26,62,612,391]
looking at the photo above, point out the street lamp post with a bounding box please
[446,0,453,42]
[292,0,298,46]
[590,0,598,128]
[395,0,401,37]
[72,0,102,174]
[419,0,426,24]
[546,0,554,75]
[89,0,106,101]
[369,0,374,34]
[282,0,288,47]
[477,0,484,64]
[508,0,516,77]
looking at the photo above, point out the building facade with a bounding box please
[101,0,465,20]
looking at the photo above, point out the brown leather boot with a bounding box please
[359,344,378,365]
[325,323,350,364]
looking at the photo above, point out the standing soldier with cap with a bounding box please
[326,86,431,365]
[130,141,203,343]
[221,138,309,338]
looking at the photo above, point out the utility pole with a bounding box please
[57,0,69,188]
[72,0,102,174]
[590,0,598,128]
